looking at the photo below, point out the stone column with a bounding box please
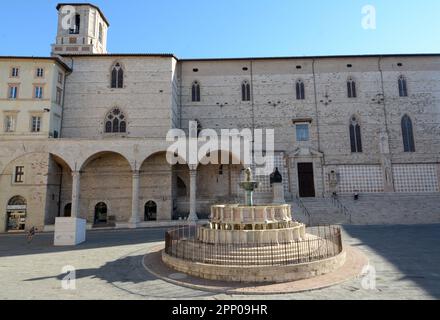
[188,167,198,221]
[71,171,81,218]
[130,170,140,227]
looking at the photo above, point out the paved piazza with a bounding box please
[0,224,439,300]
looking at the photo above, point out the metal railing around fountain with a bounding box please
[164,225,343,267]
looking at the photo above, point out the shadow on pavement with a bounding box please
[0,228,169,258]
[343,224,440,299]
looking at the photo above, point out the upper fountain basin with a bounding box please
[210,204,293,225]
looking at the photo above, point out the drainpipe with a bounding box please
[312,59,322,153]
[59,57,73,138]
[179,60,183,129]
[250,60,256,162]
[378,56,390,136]
[312,59,326,197]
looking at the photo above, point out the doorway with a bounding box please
[94,202,108,224]
[298,163,316,198]
[6,196,27,231]
[145,201,157,221]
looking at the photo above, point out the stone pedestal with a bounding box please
[54,217,86,246]
[272,183,285,204]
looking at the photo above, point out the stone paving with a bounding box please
[0,224,439,300]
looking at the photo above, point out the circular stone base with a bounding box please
[162,250,346,283]
[142,245,369,295]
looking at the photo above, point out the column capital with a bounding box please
[132,170,140,177]
[189,164,198,172]
[72,170,81,177]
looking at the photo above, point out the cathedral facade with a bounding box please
[0,3,439,232]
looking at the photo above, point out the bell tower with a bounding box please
[51,3,109,55]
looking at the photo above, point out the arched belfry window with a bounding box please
[105,108,127,133]
[349,116,362,153]
[242,80,251,101]
[70,14,80,34]
[401,115,415,152]
[347,77,357,98]
[111,63,124,89]
[296,79,305,100]
[192,81,201,102]
[398,75,408,97]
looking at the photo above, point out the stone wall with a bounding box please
[60,56,177,139]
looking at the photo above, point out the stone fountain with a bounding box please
[240,167,260,206]
[162,167,346,283]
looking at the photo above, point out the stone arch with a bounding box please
[197,149,244,170]
[0,152,72,176]
[79,151,133,224]
[79,151,133,172]
[138,151,175,221]
[175,150,245,218]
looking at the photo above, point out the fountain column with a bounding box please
[129,170,140,227]
[188,166,198,221]
[71,171,81,218]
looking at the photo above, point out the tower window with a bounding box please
[70,14,80,34]
[192,81,201,102]
[111,63,124,89]
[105,108,127,133]
[398,75,408,97]
[349,116,363,153]
[347,78,357,98]
[242,81,251,101]
[296,80,305,100]
[401,115,415,152]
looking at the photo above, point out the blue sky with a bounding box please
[1,0,439,58]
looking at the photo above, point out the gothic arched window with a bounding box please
[401,115,415,152]
[347,77,357,98]
[349,116,362,153]
[105,108,127,133]
[242,81,251,101]
[398,75,408,97]
[111,63,124,89]
[296,80,305,100]
[192,81,201,102]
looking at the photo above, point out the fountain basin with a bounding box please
[197,222,306,245]
[210,204,293,225]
